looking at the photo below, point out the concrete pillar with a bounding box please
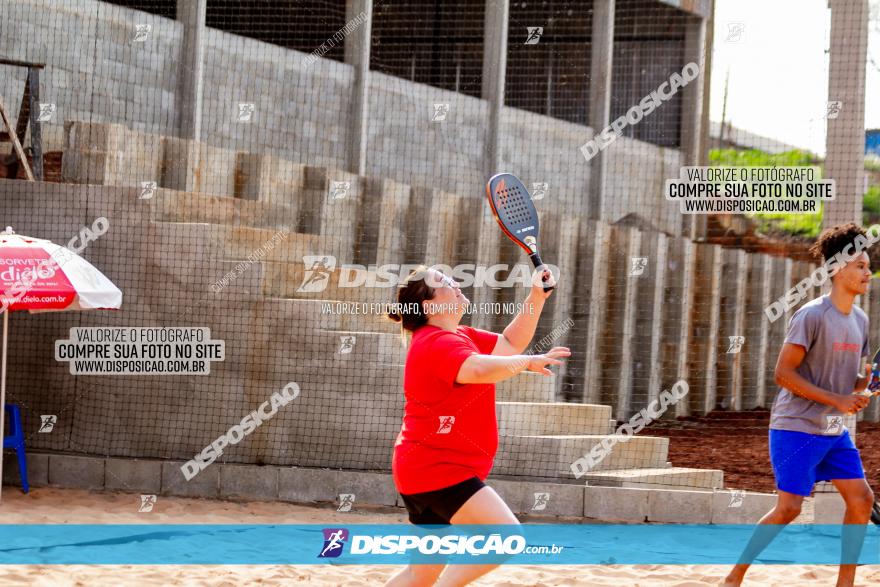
[235,153,305,205]
[470,200,504,331]
[823,0,869,229]
[687,243,722,416]
[344,0,373,175]
[533,213,579,337]
[601,225,641,420]
[662,237,696,418]
[355,176,408,266]
[176,0,207,142]
[786,259,810,322]
[786,261,809,315]
[743,254,772,409]
[299,166,361,263]
[577,220,611,404]
[698,1,715,169]
[402,190,465,269]
[719,249,748,411]
[631,232,668,413]
[424,191,468,266]
[536,213,581,401]
[764,256,792,406]
[482,0,510,177]
[588,0,614,222]
[694,2,714,240]
[680,15,707,240]
[810,262,824,299]
[372,179,412,267]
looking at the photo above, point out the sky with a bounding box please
[710,0,880,156]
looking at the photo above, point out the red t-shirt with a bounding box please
[392,324,501,495]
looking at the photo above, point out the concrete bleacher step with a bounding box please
[281,363,566,401]
[495,433,669,478]
[581,466,724,490]
[150,187,297,232]
[496,372,558,402]
[150,220,330,264]
[215,227,328,264]
[245,297,399,335]
[316,329,407,364]
[497,402,613,435]
[316,308,400,335]
[262,260,394,305]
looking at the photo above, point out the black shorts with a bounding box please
[400,477,485,525]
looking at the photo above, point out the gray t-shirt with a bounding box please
[769,295,869,436]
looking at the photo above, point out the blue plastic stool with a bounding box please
[3,404,28,493]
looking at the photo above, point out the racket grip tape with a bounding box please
[528,252,555,292]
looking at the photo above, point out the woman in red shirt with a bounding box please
[386,265,569,587]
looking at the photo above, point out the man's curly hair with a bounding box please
[809,222,868,264]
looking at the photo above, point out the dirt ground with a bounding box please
[643,409,880,495]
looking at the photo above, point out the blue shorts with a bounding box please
[769,429,865,496]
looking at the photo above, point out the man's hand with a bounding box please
[835,393,871,415]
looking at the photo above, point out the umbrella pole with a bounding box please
[0,310,7,502]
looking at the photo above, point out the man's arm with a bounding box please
[775,342,869,414]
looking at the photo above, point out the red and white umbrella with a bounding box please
[0,227,122,500]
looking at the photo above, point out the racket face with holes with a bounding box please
[868,346,880,394]
[856,346,880,397]
[486,173,541,256]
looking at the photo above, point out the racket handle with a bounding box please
[528,253,555,292]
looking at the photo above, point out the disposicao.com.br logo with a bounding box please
[317,528,562,558]
[297,256,560,292]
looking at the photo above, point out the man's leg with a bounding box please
[831,478,874,587]
[722,490,804,586]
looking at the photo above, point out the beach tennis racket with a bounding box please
[856,346,880,398]
[486,173,555,292]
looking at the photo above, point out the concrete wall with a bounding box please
[3,452,776,524]
[3,113,860,489]
[0,0,182,149]
[2,0,685,234]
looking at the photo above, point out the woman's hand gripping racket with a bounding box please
[486,173,555,292]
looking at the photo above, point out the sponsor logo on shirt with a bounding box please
[832,341,860,353]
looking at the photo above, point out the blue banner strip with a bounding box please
[0,524,879,565]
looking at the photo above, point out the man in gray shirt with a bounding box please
[769,293,869,436]
[725,223,875,587]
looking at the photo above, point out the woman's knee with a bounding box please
[406,564,445,586]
